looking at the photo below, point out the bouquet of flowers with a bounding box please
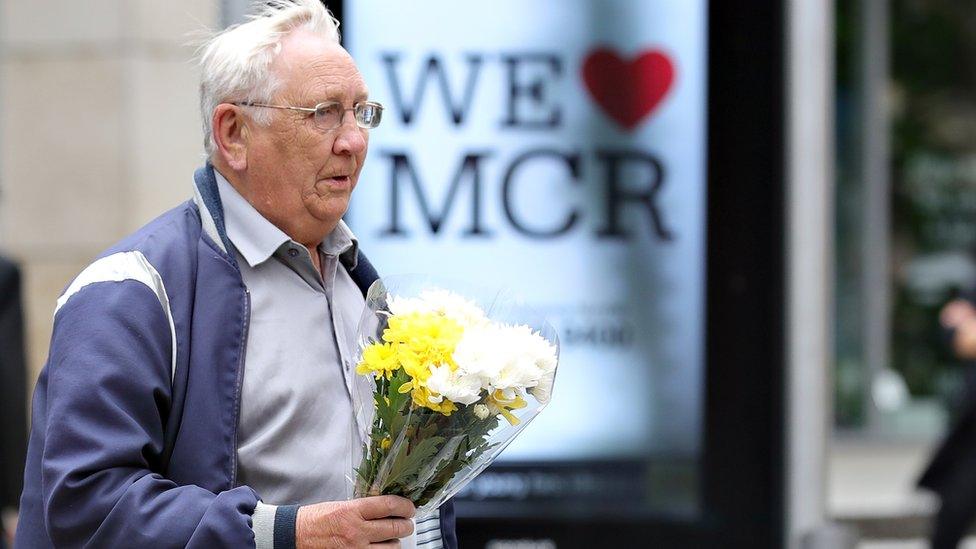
[350,277,559,516]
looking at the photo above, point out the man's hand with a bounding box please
[941,299,976,330]
[954,316,976,360]
[296,495,416,549]
[940,299,976,359]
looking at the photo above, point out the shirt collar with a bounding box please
[214,169,359,269]
[215,170,290,267]
[325,219,360,270]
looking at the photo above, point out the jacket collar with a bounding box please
[192,163,234,258]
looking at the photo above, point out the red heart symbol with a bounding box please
[582,48,675,130]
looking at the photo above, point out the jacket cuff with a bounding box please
[252,502,299,549]
[252,502,277,549]
[274,504,300,549]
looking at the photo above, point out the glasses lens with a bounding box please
[314,103,343,128]
[355,103,383,128]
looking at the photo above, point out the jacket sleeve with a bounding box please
[439,498,458,549]
[40,279,258,548]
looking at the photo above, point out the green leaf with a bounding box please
[374,393,395,431]
[397,436,444,481]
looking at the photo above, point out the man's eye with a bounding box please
[315,104,341,117]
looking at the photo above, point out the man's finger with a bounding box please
[364,517,414,541]
[369,541,401,548]
[357,495,416,520]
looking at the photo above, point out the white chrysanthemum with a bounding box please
[473,404,491,420]
[387,289,488,328]
[451,323,557,402]
[527,369,555,404]
[426,364,483,405]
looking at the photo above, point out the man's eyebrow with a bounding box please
[310,88,369,104]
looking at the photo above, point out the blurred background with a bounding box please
[5,0,976,547]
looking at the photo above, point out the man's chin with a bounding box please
[306,200,350,227]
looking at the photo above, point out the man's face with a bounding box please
[243,30,369,246]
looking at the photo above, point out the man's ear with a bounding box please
[213,104,249,171]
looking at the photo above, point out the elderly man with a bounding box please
[16,1,456,547]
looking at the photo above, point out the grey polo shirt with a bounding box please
[215,171,367,507]
[215,172,440,549]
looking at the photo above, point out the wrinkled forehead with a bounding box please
[272,31,368,102]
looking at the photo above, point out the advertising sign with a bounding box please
[347,0,707,462]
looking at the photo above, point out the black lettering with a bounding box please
[501,149,580,238]
[381,53,484,126]
[501,53,562,129]
[595,150,673,241]
[381,150,493,236]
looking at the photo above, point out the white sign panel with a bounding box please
[347,0,707,460]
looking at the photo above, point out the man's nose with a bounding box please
[333,117,367,155]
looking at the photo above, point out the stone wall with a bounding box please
[0,1,219,390]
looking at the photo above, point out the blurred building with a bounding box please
[0,0,217,386]
[829,0,976,545]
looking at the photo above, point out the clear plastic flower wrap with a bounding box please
[349,275,559,517]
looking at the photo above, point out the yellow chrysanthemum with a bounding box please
[356,342,399,379]
[382,313,463,380]
[358,311,466,416]
[382,313,464,415]
[397,380,458,415]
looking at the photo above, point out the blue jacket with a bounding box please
[16,166,457,548]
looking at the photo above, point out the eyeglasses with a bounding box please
[234,100,384,130]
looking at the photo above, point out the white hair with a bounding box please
[198,0,340,157]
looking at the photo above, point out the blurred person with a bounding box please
[14,1,456,548]
[918,292,976,548]
[0,254,27,548]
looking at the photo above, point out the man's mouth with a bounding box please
[321,174,351,188]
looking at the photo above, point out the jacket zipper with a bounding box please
[230,286,251,487]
